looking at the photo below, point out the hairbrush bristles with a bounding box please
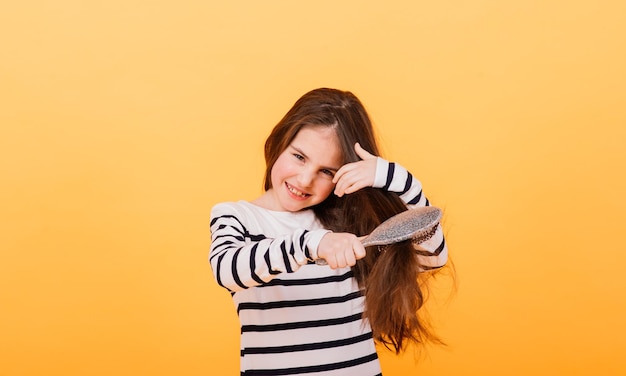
[361,206,441,247]
[411,225,438,245]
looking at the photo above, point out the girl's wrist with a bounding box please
[372,157,391,188]
[304,229,332,261]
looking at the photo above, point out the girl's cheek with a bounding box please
[321,181,336,196]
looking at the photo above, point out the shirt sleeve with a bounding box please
[209,204,330,292]
[372,157,448,270]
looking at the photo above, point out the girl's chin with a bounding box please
[281,201,308,212]
[280,196,317,212]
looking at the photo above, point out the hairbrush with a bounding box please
[315,206,442,266]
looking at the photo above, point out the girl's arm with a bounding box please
[209,205,329,292]
[333,143,447,270]
[372,157,448,270]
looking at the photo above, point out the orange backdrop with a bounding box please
[2,1,625,375]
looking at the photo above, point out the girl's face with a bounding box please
[264,126,343,212]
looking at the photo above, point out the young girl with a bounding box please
[209,88,449,375]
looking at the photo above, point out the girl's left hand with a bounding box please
[333,142,377,197]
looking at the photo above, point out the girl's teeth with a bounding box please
[288,185,307,197]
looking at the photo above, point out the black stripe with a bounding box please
[242,332,373,355]
[382,162,395,190]
[407,190,423,205]
[216,222,245,235]
[264,252,280,275]
[280,243,293,273]
[415,236,445,257]
[296,232,307,261]
[209,215,220,227]
[433,237,445,256]
[211,214,244,228]
[241,313,362,333]
[299,230,307,251]
[238,291,362,312]
[213,232,244,242]
[400,173,413,194]
[215,252,231,291]
[249,243,265,285]
[211,214,266,242]
[422,264,444,271]
[289,242,297,265]
[209,239,239,262]
[244,352,379,375]
[266,270,353,287]
[248,233,266,242]
[231,250,248,290]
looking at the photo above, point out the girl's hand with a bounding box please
[317,232,366,269]
[333,143,377,197]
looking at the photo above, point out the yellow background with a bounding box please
[2,1,625,375]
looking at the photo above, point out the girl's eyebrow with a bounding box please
[290,145,340,172]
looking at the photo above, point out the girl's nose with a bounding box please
[297,168,315,187]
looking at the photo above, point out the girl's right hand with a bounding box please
[333,142,378,197]
[317,232,366,269]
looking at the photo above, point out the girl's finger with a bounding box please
[354,142,376,160]
[326,254,338,269]
[344,250,357,267]
[353,242,366,260]
[334,253,347,269]
[332,163,356,184]
[343,182,362,195]
[334,170,355,196]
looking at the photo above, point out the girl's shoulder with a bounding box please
[209,201,269,233]
[210,200,259,219]
[211,200,289,222]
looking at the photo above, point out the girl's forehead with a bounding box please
[290,126,343,166]
[294,125,338,142]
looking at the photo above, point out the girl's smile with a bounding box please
[285,182,310,198]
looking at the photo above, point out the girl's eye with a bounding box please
[293,154,304,161]
[321,169,335,177]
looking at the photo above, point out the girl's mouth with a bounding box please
[286,183,310,198]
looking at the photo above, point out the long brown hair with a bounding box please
[263,88,445,353]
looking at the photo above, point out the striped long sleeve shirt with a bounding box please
[209,158,447,375]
